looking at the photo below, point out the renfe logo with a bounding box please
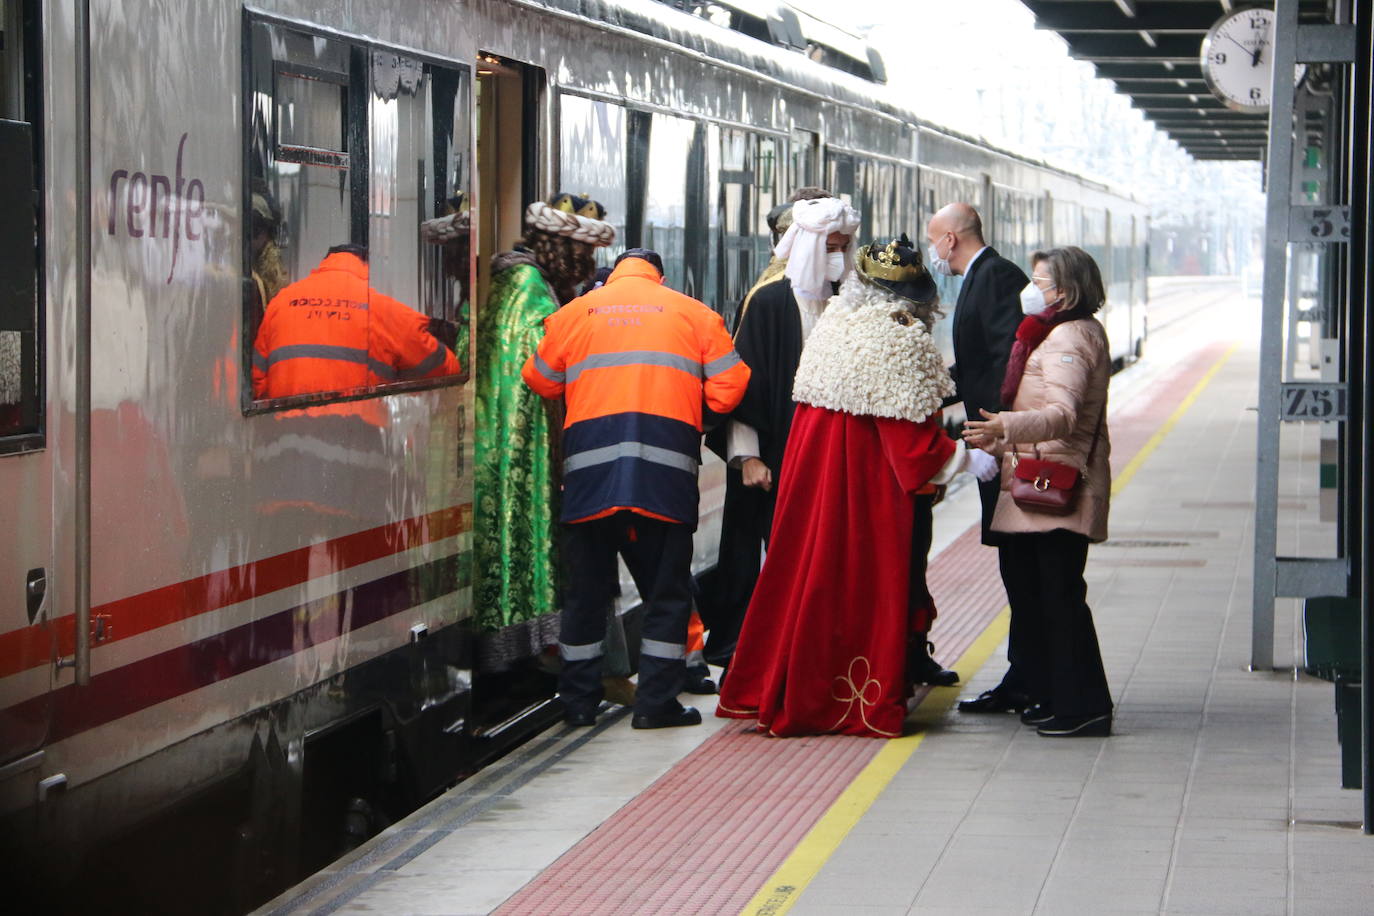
[106,133,207,284]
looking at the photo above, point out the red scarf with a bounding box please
[1000,311,1078,408]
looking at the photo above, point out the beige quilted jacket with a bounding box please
[988,317,1111,542]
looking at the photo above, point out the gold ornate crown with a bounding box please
[858,240,924,282]
[551,192,607,220]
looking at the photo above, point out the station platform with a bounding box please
[257,281,1374,916]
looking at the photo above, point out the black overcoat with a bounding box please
[949,247,1027,543]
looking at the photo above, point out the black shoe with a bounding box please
[908,641,959,687]
[685,675,718,695]
[564,708,597,727]
[1020,704,1054,726]
[631,705,703,729]
[957,688,1031,714]
[1037,713,1111,737]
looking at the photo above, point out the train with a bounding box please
[0,0,1147,909]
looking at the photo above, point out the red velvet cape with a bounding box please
[716,403,956,737]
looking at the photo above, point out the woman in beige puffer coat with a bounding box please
[963,246,1113,738]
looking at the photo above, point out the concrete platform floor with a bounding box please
[258,282,1374,916]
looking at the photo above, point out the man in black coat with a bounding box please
[702,189,855,672]
[925,202,1032,712]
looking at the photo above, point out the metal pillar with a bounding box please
[1353,0,1373,835]
[1252,0,1357,670]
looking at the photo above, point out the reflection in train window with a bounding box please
[243,15,471,409]
[754,135,779,271]
[718,128,756,325]
[0,0,42,446]
[641,112,696,289]
[558,94,627,266]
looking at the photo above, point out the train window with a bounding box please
[0,0,42,446]
[860,160,897,241]
[244,15,471,409]
[717,128,756,325]
[640,112,696,289]
[754,136,779,272]
[826,150,855,205]
[790,129,818,191]
[558,94,627,266]
[682,122,716,307]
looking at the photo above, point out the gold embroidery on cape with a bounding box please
[831,656,901,737]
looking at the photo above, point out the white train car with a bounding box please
[0,0,1147,909]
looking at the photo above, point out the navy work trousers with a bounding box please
[559,512,694,717]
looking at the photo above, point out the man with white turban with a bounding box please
[701,189,860,677]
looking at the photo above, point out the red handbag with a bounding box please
[1008,415,1102,516]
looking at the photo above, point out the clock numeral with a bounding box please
[1250,87,1263,101]
[1251,15,1266,29]
[1212,51,1228,64]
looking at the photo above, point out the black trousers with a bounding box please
[559,512,694,717]
[997,530,1112,718]
[908,494,936,632]
[700,471,774,667]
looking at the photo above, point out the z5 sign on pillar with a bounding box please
[105,133,215,284]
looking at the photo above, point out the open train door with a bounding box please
[0,0,58,812]
[474,53,543,312]
[469,51,569,739]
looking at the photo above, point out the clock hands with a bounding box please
[1221,32,1264,67]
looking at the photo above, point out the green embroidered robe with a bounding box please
[474,262,561,632]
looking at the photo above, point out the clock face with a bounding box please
[1201,8,1278,113]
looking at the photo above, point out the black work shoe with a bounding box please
[631,705,703,729]
[1020,704,1054,726]
[957,688,1031,714]
[685,675,718,695]
[1037,713,1111,737]
[685,668,718,695]
[564,708,597,727]
[908,641,959,687]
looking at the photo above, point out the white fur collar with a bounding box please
[791,277,954,423]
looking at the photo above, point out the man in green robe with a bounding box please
[474,194,615,668]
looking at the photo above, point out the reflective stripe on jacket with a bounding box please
[251,252,461,399]
[522,258,750,524]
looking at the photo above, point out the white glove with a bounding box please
[966,448,1000,482]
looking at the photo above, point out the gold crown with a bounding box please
[552,192,605,220]
[858,241,923,282]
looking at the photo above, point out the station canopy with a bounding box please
[1018,0,1325,161]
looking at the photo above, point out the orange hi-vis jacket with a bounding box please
[523,258,750,525]
[252,251,461,400]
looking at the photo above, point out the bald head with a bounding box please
[926,202,986,276]
[930,203,984,241]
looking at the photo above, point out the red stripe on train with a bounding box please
[0,505,472,681]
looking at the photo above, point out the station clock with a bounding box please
[1200,7,1283,113]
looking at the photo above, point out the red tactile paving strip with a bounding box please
[494,342,1232,916]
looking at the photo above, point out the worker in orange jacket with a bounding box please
[523,248,750,729]
[252,244,462,400]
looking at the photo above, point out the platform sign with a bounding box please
[1289,205,1351,242]
[1280,381,1347,421]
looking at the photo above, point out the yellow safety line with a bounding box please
[738,608,1010,916]
[739,341,1240,916]
[1110,343,1239,496]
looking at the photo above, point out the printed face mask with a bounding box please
[927,238,953,277]
[824,251,847,282]
[1020,282,1054,317]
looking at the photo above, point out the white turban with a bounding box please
[773,197,861,301]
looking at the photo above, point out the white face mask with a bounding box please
[927,237,954,277]
[1019,282,1055,317]
[824,251,846,282]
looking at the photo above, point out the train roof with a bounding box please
[524,0,1139,204]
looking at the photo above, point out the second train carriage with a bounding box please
[0,0,1147,908]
